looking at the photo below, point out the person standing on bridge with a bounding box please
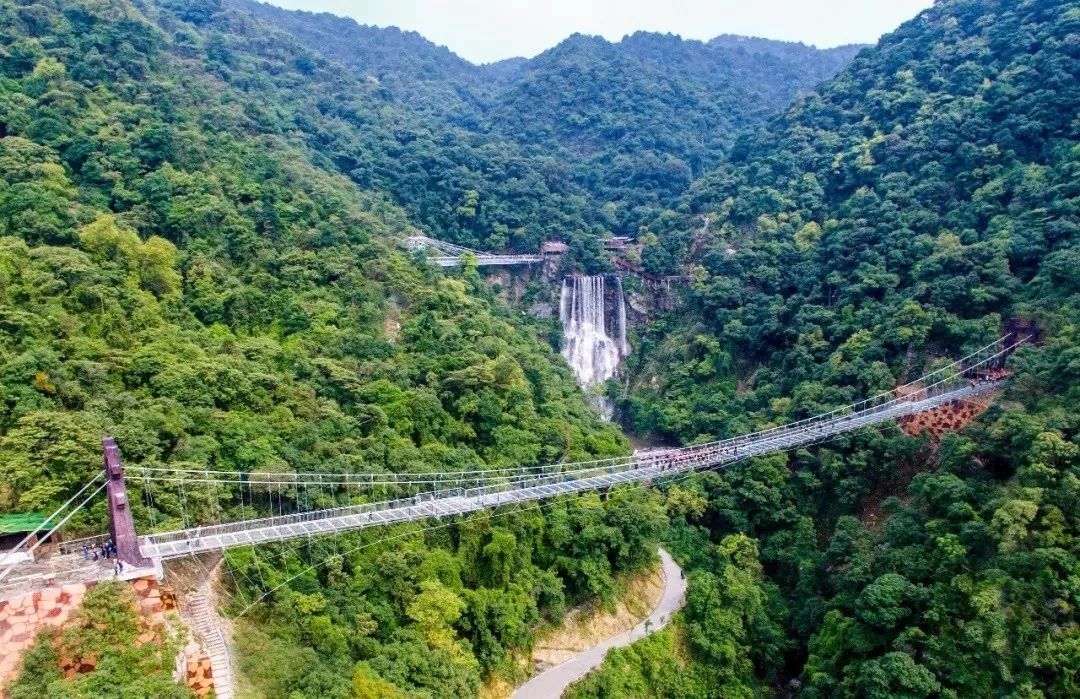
[82,543,90,560]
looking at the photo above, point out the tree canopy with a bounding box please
[2,0,1078,697]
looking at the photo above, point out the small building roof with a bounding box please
[0,513,47,534]
[542,241,569,254]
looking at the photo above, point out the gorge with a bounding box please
[0,1,1076,698]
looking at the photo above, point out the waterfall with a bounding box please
[615,274,629,357]
[560,275,630,417]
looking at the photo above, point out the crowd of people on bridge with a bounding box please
[82,539,116,561]
[81,539,127,576]
[969,367,1012,385]
[639,443,741,473]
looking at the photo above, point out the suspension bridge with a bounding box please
[405,235,545,267]
[0,336,1025,590]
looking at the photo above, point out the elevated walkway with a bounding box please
[405,235,544,267]
[140,381,996,559]
[0,335,1027,580]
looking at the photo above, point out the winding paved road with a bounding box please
[512,548,687,699]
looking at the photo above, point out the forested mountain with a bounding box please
[0,1,662,696]
[483,33,863,231]
[491,31,860,157]
[581,0,1079,696]
[190,2,600,260]
[225,0,863,238]
[1,0,1078,697]
[224,0,497,124]
[626,0,1078,447]
[224,0,495,112]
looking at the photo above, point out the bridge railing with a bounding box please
[140,381,1003,550]
[405,235,543,267]
[56,533,112,555]
[130,452,655,489]
[427,255,543,267]
[683,335,1019,453]
[138,335,1024,552]
[4,336,1025,571]
[141,383,993,555]
[138,459,644,548]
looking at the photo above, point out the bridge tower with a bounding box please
[104,437,150,567]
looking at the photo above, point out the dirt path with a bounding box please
[511,548,686,699]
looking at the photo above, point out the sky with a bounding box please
[261,0,936,64]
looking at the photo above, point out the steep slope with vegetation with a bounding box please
[225,0,500,125]
[196,2,602,260]
[625,0,1077,446]
[483,33,862,233]
[0,0,623,522]
[487,33,860,191]
[225,0,863,239]
[575,0,1079,696]
[3,0,1078,697]
[0,1,668,696]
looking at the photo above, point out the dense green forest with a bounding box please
[0,0,660,696]
[226,0,862,241]
[581,0,1078,696]
[0,0,630,524]
[1,0,1078,697]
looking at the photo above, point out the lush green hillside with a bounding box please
[2,0,1078,697]
[225,0,500,122]
[0,0,628,519]
[225,0,862,238]
[0,1,666,696]
[625,0,1078,443]
[577,0,1079,696]
[203,2,611,260]
[489,31,861,160]
[483,32,862,232]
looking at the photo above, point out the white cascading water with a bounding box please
[560,275,630,417]
[614,275,629,357]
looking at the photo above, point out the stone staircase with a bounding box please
[186,590,233,699]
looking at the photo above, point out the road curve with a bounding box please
[512,548,687,699]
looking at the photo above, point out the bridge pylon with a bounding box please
[104,437,151,567]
